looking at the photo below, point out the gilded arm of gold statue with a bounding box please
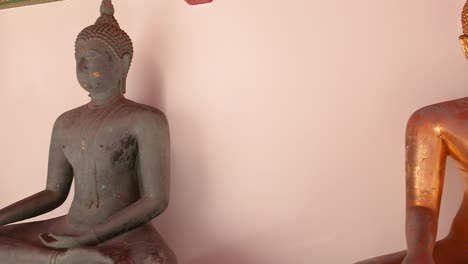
[402,103,467,262]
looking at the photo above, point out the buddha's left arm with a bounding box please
[91,111,171,243]
[404,107,447,258]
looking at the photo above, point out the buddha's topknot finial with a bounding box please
[460,1,468,59]
[100,0,115,16]
[76,0,133,65]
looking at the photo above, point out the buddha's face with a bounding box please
[75,39,126,95]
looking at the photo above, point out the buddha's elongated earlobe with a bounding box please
[120,54,131,94]
[460,1,468,59]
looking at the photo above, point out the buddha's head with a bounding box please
[460,1,468,59]
[75,0,133,96]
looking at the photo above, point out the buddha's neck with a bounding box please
[88,92,124,110]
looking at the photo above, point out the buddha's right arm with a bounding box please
[404,108,447,255]
[0,190,66,226]
[0,117,73,226]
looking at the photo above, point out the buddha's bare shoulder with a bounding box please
[122,99,167,120]
[53,104,89,130]
[407,97,468,128]
[409,97,468,122]
[121,100,169,134]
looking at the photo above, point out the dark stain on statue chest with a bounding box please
[111,135,137,166]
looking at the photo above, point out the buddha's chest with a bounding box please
[61,116,138,170]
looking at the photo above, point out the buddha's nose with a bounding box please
[78,58,88,72]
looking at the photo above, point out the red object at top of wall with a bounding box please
[185,0,213,5]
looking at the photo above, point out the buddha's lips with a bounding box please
[93,72,101,78]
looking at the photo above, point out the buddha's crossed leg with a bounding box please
[0,216,176,264]
[0,216,112,263]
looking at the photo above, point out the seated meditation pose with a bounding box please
[0,0,176,263]
[357,3,468,264]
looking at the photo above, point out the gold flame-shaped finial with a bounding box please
[460,1,468,59]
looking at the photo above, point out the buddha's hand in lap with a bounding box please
[39,232,99,249]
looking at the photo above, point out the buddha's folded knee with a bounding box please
[141,246,177,264]
[101,243,177,264]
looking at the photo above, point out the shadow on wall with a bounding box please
[136,54,166,109]
[134,36,262,264]
[137,65,229,263]
[133,6,220,263]
[129,0,174,110]
[133,3,294,263]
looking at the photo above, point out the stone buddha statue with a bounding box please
[0,0,176,263]
[357,3,468,264]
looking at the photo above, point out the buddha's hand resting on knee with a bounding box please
[38,232,99,249]
[401,251,434,264]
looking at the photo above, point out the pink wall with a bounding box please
[1,0,468,263]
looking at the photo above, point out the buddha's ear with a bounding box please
[120,53,131,94]
[122,53,131,74]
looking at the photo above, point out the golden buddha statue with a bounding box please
[357,2,468,263]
